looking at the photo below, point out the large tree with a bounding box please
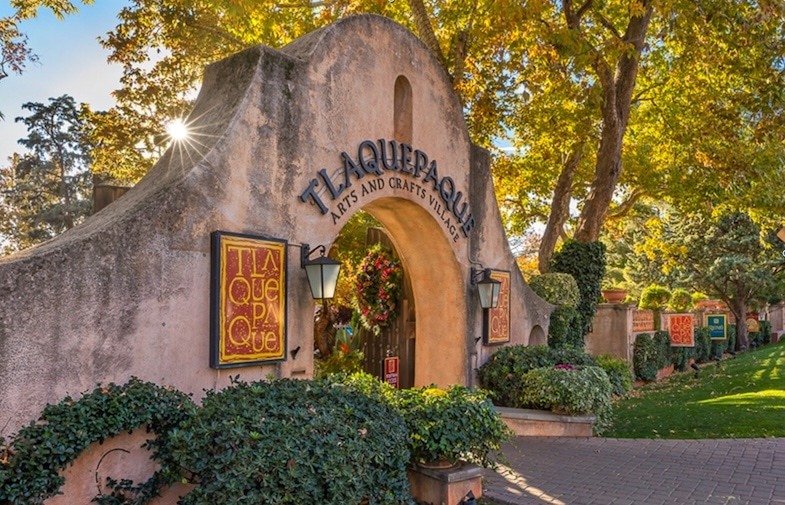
[0,95,92,253]
[654,211,784,350]
[6,1,784,259]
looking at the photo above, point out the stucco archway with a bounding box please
[0,15,553,436]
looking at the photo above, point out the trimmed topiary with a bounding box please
[668,288,693,312]
[550,240,606,336]
[169,378,412,505]
[528,273,581,308]
[639,284,671,311]
[547,305,584,350]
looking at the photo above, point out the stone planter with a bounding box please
[495,407,595,437]
[407,462,483,505]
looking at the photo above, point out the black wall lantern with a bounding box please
[471,267,501,309]
[301,244,341,300]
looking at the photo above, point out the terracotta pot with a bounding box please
[601,289,627,303]
[416,459,459,470]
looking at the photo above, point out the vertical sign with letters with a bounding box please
[210,231,287,368]
[668,313,695,347]
[483,270,511,345]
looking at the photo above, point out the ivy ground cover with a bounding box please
[607,340,784,439]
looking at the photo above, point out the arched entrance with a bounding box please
[360,197,466,387]
[319,198,466,388]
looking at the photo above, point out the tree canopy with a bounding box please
[0,95,92,253]
[2,0,784,264]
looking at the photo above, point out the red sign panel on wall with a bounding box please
[384,356,400,388]
[484,270,511,345]
[668,313,694,347]
[210,231,287,368]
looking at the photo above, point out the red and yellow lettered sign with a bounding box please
[668,313,694,347]
[210,231,287,367]
[484,270,511,345]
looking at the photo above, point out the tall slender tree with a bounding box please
[0,95,92,252]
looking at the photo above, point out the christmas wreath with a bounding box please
[354,245,402,335]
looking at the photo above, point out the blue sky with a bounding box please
[0,3,128,162]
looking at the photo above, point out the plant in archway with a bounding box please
[354,244,403,335]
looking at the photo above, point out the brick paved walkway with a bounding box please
[482,437,785,505]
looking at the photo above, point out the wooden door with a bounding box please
[362,228,415,388]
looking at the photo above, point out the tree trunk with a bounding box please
[407,0,449,75]
[573,2,654,242]
[538,141,585,273]
[731,298,749,351]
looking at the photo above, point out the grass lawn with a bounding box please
[605,340,785,439]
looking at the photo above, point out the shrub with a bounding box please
[756,320,772,346]
[528,273,581,308]
[633,333,660,381]
[331,373,510,468]
[691,292,709,307]
[0,378,195,505]
[693,326,712,363]
[547,305,584,350]
[653,330,672,368]
[595,354,633,396]
[727,324,737,352]
[477,345,597,407]
[395,386,510,468]
[550,240,606,336]
[518,365,613,434]
[169,378,412,505]
[668,288,693,312]
[639,284,671,311]
[671,346,693,372]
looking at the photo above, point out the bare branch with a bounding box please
[594,11,622,40]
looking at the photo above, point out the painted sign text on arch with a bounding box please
[299,139,475,242]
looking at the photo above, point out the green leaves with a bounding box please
[0,378,195,505]
[0,94,92,253]
[170,377,412,505]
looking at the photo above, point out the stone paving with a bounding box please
[482,437,785,505]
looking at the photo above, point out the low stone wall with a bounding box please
[496,407,595,437]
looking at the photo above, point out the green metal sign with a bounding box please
[707,314,727,340]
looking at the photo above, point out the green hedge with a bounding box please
[528,273,581,308]
[477,345,597,407]
[595,354,634,396]
[548,305,584,350]
[518,365,613,434]
[632,332,669,381]
[550,240,606,336]
[169,378,412,505]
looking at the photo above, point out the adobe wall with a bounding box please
[0,15,551,438]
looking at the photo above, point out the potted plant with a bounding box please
[395,385,511,469]
[395,385,511,505]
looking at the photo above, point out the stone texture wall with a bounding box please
[0,15,551,439]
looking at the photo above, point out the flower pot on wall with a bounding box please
[601,289,628,304]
